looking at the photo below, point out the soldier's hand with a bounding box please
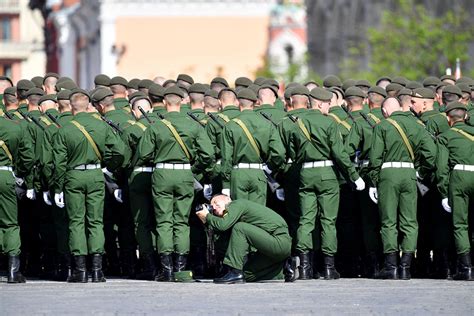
[354,177,366,191]
[54,192,65,208]
[276,188,285,201]
[43,191,52,206]
[369,187,378,204]
[26,189,36,200]
[14,176,25,187]
[196,209,209,224]
[203,184,213,200]
[441,198,452,213]
[221,188,231,196]
[113,189,123,203]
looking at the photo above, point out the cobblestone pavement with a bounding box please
[1,278,473,315]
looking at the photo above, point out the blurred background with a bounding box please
[1,0,474,87]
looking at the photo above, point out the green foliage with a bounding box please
[344,0,474,81]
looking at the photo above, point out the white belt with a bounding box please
[233,163,263,169]
[0,166,13,171]
[74,164,101,170]
[302,160,334,169]
[453,164,474,172]
[381,162,414,169]
[216,159,221,165]
[133,167,154,173]
[155,163,191,170]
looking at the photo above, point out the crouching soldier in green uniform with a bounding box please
[196,194,291,283]
[52,89,126,283]
[436,101,474,281]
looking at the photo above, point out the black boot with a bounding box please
[284,256,300,282]
[323,255,340,280]
[399,252,413,280]
[173,253,187,272]
[213,266,244,284]
[364,252,380,279]
[453,253,474,281]
[378,252,398,279]
[91,254,106,282]
[7,255,26,283]
[55,254,72,281]
[120,251,137,279]
[136,253,157,280]
[298,252,313,280]
[155,254,173,282]
[68,255,87,283]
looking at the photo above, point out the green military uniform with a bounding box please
[206,199,291,281]
[254,103,286,124]
[345,108,382,276]
[289,109,360,256]
[114,97,131,113]
[368,111,437,278]
[0,115,34,282]
[134,111,214,257]
[327,106,352,139]
[53,111,126,256]
[220,109,285,204]
[436,122,474,256]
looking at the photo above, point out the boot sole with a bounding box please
[213,279,245,284]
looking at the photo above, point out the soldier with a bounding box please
[16,79,35,112]
[344,87,383,278]
[220,88,285,204]
[42,73,59,95]
[203,89,220,114]
[254,84,286,124]
[398,88,413,112]
[133,86,214,282]
[188,83,207,122]
[376,77,391,89]
[94,74,111,88]
[122,96,157,280]
[412,88,450,136]
[176,74,194,90]
[127,78,140,96]
[0,75,13,110]
[368,97,437,280]
[52,89,126,283]
[109,76,130,113]
[148,83,166,116]
[210,77,229,93]
[234,77,253,92]
[195,195,291,284]
[367,86,386,123]
[436,101,474,281]
[0,111,34,283]
[440,85,462,112]
[138,79,154,95]
[287,87,365,280]
[3,87,23,120]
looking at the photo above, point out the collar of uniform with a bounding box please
[390,111,410,117]
[166,111,182,117]
[240,109,253,113]
[370,107,382,114]
[452,121,467,128]
[104,108,122,117]
[29,109,41,117]
[222,105,239,112]
[60,111,72,118]
[190,108,204,114]
[420,109,438,119]
[256,104,273,109]
[350,109,366,117]
[75,112,89,118]
[46,108,59,116]
[287,108,306,115]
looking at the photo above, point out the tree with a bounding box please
[342,0,474,81]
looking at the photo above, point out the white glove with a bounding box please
[262,164,272,175]
[221,188,231,196]
[102,168,113,178]
[276,188,285,201]
[203,184,213,200]
[441,198,451,213]
[416,171,423,181]
[54,192,65,208]
[113,189,123,203]
[369,187,378,204]
[26,189,36,200]
[354,177,366,191]
[43,191,52,206]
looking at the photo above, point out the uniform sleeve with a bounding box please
[344,121,362,159]
[103,126,126,171]
[415,126,437,178]
[51,128,67,194]
[206,205,242,232]
[39,127,56,189]
[266,124,286,172]
[220,125,234,190]
[435,136,449,198]
[368,124,385,187]
[328,122,359,182]
[132,125,157,167]
[15,128,35,178]
[192,127,215,181]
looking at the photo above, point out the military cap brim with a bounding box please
[70,88,91,101]
[4,86,16,97]
[445,101,467,113]
[289,85,310,97]
[57,89,72,100]
[109,76,128,87]
[218,87,237,99]
[148,84,165,98]
[204,89,219,99]
[211,77,229,87]
[177,74,194,85]
[39,94,57,104]
[188,83,207,94]
[368,86,387,98]
[258,84,278,97]
[237,88,257,102]
[164,86,184,98]
[235,77,253,88]
[310,87,333,101]
[412,87,435,99]
[91,88,113,103]
[25,87,45,97]
[344,86,366,99]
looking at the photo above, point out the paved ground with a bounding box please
[1,278,473,315]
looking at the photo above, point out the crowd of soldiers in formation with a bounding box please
[0,71,473,284]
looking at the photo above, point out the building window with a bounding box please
[0,16,12,41]
[0,63,12,77]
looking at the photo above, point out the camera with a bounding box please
[195,203,213,213]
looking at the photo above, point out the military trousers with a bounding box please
[296,166,340,255]
[230,168,267,205]
[450,170,474,255]
[152,168,194,255]
[0,170,21,255]
[129,170,156,256]
[282,165,301,251]
[223,222,291,282]
[378,168,418,254]
[64,169,105,256]
[51,204,69,255]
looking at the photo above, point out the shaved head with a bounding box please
[382,97,402,117]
